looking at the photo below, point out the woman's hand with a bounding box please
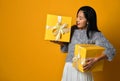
[83,54,107,71]
[83,57,98,71]
[50,41,64,46]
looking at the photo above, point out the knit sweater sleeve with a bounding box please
[60,43,69,53]
[94,32,116,61]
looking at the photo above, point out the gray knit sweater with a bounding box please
[61,29,116,62]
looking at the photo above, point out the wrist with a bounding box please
[94,57,99,63]
[94,54,107,62]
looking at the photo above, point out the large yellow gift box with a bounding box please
[72,44,105,72]
[44,14,72,42]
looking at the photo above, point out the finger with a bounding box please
[83,65,89,71]
[50,40,56,43]
[84,60,91,67]
[83,63,87,67]
[86,58,91,62]
[83,62,90,68]
[50,40,59,43]
[83,64,92,71]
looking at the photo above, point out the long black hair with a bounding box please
[75,6,100,39]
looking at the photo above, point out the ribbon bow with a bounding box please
[72,46,85,69]
[46,16,70,41]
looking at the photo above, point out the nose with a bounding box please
[76,17,79,22]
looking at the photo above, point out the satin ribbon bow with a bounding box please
[46,16,70,41]
[72,46,85,69]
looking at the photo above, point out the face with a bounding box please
[76,10,88,29]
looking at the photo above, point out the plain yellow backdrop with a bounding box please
[0,0,120,81]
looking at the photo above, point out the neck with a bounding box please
[78,26,87,30]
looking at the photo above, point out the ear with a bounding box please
[87,22,89,25]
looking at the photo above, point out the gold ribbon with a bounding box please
[72,46,85,70]
[46,16,70,41]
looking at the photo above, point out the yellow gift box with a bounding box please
[44,14,72,42]
[72,44,105,72]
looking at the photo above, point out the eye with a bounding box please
[77,16,83,20]
[79,17,82,20]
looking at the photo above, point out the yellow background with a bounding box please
[0,0,120,81]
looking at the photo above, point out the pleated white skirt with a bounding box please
[61,62,94,81]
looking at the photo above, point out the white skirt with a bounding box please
[61,62,94,81]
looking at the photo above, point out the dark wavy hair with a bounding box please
[76,6,100,38]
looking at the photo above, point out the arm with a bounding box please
[83,54,107,71]
[60,25,77,53]
[60,42,69,53]
[95,32,116,61]
[83,32,116,71]
[50,41,69,53]
[95,54,107,62]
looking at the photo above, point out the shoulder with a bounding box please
[69,25,78,42]
[93,31,103,36]
[70,25,78,34]
[71,25,78,30]
[92,31,105,39]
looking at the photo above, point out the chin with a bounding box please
[77,26,86,29]
[77,26,82,28]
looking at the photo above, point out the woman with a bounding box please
[53,6,116,81]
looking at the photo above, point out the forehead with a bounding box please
[77,10,85,17]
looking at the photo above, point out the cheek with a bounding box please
[81,21,87,26]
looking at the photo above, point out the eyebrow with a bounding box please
[78,16,85,18]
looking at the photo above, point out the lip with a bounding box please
[77,23,80,25]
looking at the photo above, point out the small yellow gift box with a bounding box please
[72,44,105,72]
[44,14,72,42]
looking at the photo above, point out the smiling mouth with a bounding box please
[77,22,80,25]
